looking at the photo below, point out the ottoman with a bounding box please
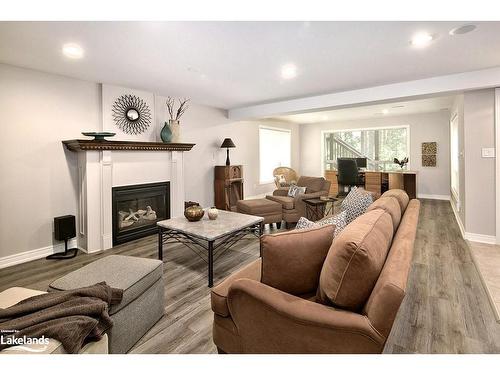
[49,255,164,354]
[237,198,282,228]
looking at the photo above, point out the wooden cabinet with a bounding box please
[365,172,382,196]
[214,165,243,211]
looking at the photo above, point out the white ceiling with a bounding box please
[1,21,500,109]
[271,95,455,124]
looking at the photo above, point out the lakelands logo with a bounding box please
[1,330,50,353]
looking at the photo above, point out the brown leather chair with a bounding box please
[211,190,419,354]
[266,176,331,228]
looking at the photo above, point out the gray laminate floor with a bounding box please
[1,199,499,353]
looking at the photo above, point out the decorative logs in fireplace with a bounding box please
[112,182,170,245]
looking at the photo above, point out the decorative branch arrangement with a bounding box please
[166,97,190,121]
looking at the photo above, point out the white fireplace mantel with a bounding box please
[63,140,195,253]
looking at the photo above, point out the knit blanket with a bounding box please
[0,282,123,353]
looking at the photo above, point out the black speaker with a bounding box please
[47,215,78,260]
[54,215,76,241]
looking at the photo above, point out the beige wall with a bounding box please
[463,89,496,237]
[0,64,298,260]
[154,96,300,207]
[299,111,452,198]
[0,64,101,259]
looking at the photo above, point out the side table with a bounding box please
[302,197,338,221]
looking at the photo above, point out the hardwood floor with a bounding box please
[1,199,499,353]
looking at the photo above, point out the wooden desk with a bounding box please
[324,169,417,199]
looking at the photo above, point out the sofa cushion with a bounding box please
[266,195,295,210]
[317,209,394,311]
[340,187,374,224]
[297,176,324,193]
[366,196,401,230]
[49,255,163,315]
[261,225,334,295]
[381,189,409,213]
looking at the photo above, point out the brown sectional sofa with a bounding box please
[211,189,419,353]
[266,176,331,227]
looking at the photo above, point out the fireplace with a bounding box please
[112,182,170,245]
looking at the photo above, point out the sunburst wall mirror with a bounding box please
[112,94,152,135]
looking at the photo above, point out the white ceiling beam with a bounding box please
[228,66,500,120]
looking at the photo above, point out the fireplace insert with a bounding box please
[112,182,170,245]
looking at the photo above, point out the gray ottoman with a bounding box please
[49,255,164,354]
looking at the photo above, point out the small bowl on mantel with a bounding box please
[82,132,116,141]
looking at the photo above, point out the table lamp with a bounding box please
[220,138,236,166]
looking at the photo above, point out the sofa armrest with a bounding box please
[260,225,334,295]
[211,259,261,317]
[272,188,289,197]
[227,279,385,353]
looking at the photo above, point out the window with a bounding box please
[450,114,460,202]
[259,127,291,183]
[323,126,409,171]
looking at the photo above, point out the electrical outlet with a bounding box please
[481,148,495,158]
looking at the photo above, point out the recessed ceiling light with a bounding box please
[449,24,477,35]
[410,32,434,48]
[62,43,84,59]
[281,63,298,80]
[320,115,329,121]
[382,109,389,115]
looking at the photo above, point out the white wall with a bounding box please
[155,95,300,206]
[450,94,466,228]
[0,64,101,259]
[463,89,496,237]
[0,64,299,262]
[299,111,451,198]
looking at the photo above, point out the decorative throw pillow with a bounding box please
[274,174,288,187]
[316,210,347,237]
[295,216,315,230]
[295,211,347,237]
[340,187,373,224]
[287,184,307,197]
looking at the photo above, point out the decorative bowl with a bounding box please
[82,132,116,141]
[184,205,205,222]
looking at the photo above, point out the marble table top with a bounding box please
[157,209,263,241]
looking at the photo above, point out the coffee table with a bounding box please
[157,210,264,287]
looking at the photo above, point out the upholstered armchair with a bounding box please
[266,176,331,227]
[272,167,299,189]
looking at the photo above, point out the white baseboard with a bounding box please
[0,239,79,269]
[450,199,466,239]
[449,198,497,244]
[465,232,497,244]
[417,194,451,200]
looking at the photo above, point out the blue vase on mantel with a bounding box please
[160,121,173,143]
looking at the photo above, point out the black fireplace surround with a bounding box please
[112,182,170,245]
